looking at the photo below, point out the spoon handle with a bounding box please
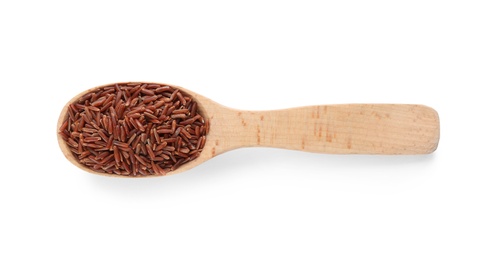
[215,104,439,154]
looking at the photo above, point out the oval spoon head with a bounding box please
[57,82,222,177]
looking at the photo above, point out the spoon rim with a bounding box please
[57,81,215,178]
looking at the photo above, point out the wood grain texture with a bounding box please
[58,83,440,177]
[207,104,439,156]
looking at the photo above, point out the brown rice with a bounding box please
[59,83,208,176]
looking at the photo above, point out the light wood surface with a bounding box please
[57,83,440,177]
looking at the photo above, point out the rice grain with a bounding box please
[59,82,207,176]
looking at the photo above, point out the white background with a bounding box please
[1,0,489,259]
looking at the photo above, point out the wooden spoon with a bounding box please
[57,82,440,177]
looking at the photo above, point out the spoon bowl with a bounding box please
[58,82,440,177]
